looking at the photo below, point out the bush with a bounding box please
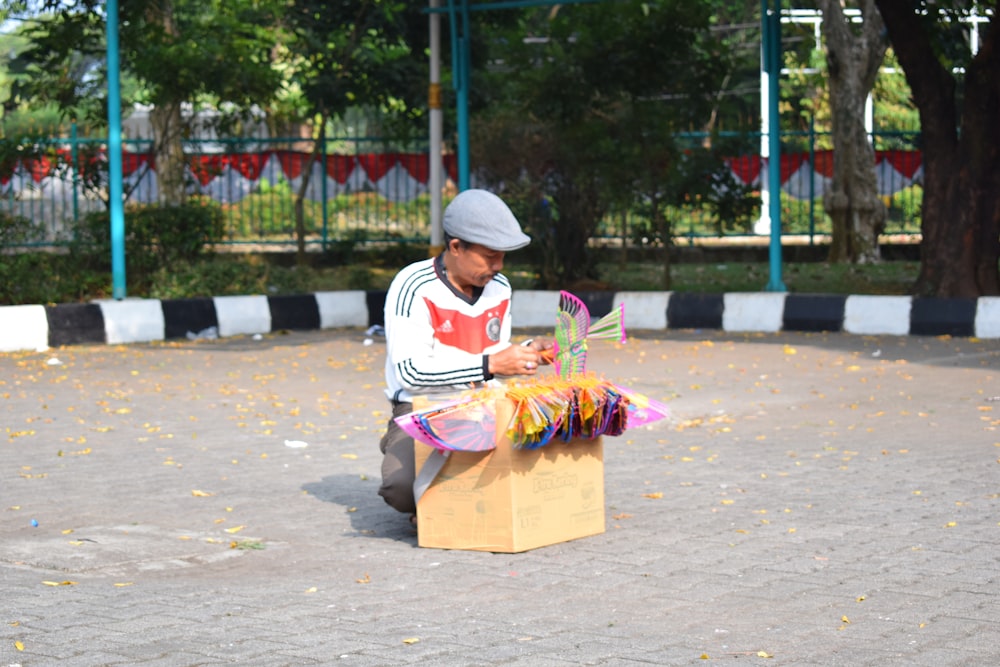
[0,210,46,248]
[71,201,226,292]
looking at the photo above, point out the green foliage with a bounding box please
[473,0,740,289]
[71,201,225,292]
[0,252,110,304]
[884,185,923,231]
[281,1,425,128]
[145,256,308,300]
[0,209,43,248]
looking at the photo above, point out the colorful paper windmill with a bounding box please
[551,290,627,378]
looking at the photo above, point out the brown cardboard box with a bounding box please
[413,395,605,553]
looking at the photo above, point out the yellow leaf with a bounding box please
[224,525,246,534]
[700,654,710,660]
[341,453,358,459]
[191,489,214,497]
[356,573,371,584]
[41,580,76,586]
[62,528,74,534]
[113,582,134,587]
[643,492,663,499]
[305,587,317,594]
[15,640,25,651]
[757,650,773,658]
[402,637,420,645]
[841,615,850,624]
[720,499,735,505]
[856,595,866,602]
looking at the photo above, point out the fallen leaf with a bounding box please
[402,637,420,645]
[191,490,214,497]
[42,580,77,586]
[114,582,134,587]
[643,492,663,499]
[224,525,246,534]
[15,640,25,651]
[356,573,371,584]
[757,650,773,658]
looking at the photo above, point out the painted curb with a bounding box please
[1,291,997,353]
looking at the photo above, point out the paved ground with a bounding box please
[1,328,998,666]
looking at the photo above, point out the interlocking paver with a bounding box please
[2,329,998,666]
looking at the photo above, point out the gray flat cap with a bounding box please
[443,189,531,252]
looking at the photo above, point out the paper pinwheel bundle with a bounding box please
[395,291,669,453]
[394,391,498,452]
[551,291,627,378]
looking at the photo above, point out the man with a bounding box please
[379,189,553,520]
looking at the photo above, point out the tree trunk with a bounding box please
[550,180,602,287]
[818,0,888,264]
[145,1,187,207]
[293,115,326,267]
[876,0,1000,297]
[149,102,187,207]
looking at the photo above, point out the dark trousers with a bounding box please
[378,401,416,514]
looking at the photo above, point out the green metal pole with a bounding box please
[456,0,471,191]
[320,121,328,252]
[763,0,786,292]
[70,121,80,222]
[107,0,126,299]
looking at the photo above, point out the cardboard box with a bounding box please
[413,395,605,553]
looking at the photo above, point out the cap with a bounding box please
[442,189,531,252]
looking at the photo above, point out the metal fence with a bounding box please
[0,129,922,249]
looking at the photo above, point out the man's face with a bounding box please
[449,241,506,291]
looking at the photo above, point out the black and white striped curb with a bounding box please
[2,290,999,352]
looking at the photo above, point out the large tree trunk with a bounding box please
[550,179,603,288]
[293,115,326,267]
[145,1,188,207]
[149,101,188,207]
[818,0,888,264]
[876,0,1000,297]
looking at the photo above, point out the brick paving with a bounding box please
[2,329,998,666]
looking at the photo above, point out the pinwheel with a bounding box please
[550,291,627,378]
[395,393,498,452]
[611,383,671,428]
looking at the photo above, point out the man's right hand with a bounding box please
[488,343,543,377]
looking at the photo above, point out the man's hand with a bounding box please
[523,338,555,365]
[489,342,547,376]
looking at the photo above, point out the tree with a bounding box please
[6,0,285,206]
[471,0,738,289]
[875,1,999,297]
[280,0,426,264]
[816,0,889,264]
